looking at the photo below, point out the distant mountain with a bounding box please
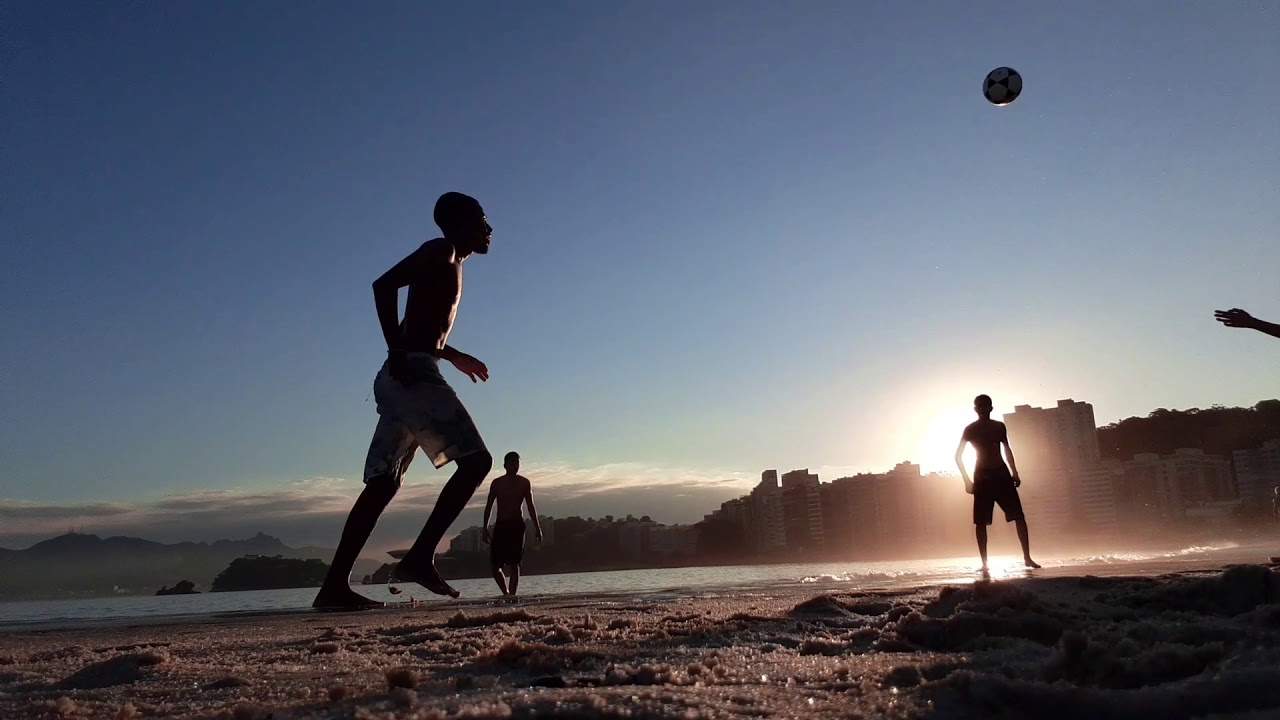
[0,532,377,601]
[1098,400,1280,461]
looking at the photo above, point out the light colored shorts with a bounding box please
[362,353,487,487]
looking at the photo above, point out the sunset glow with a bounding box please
[916,405,977,474]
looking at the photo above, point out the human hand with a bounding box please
[964,480,974,495]
[1012,475,1022,488]
[482,527,491,544]
[1215,308,1258,329]
[536,529,544,544]
[448,352,489,383]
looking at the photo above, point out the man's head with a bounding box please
[504,451,520,474]
[974,394,994,418]
[434,192,492,256]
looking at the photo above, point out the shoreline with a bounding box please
[3,563,1280,718]
[1,542,1267,632]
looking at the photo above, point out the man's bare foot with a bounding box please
[979,565,991,578]
[1024,558,1042,569]
[395,557,460,598]
[312,585,382,610]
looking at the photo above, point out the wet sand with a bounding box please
[4,565,1280,719]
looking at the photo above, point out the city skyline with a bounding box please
[4,394,1275,554]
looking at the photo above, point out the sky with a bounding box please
[2,2,1277,550]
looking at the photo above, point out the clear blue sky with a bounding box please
[2,2,1277,546]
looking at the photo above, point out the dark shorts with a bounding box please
[973,467,1024,525]
[490,519,526,567]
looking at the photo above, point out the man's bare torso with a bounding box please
[400,238,463,353]
[491,474,530,522]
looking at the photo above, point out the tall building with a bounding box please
[1234,439,1280,511]
[748,470,787,553]
[1003,399,1101,534]
[1118,449,1234,522]
[649,524,697,557]
[1163,449,1233,506]
[1077,460,1122,532]
[780,469,825,551]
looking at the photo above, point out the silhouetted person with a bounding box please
[955,394,1040,575]
[483,451,542,597]
[314,192,495,609]
[1273,486,1280,523]
[1215,308,1280,340]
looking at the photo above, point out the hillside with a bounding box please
[1097,399,1280,460]
[0,532,375,600]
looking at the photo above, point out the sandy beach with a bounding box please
[4,564,1280,719]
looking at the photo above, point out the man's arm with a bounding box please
[481,483,496,543]
[1216,308,1280,340]
[524,480,543,542]
[372,245,436,351]
[954,438,973,493]
[1003,440,1021,486]
[438,345,489,383]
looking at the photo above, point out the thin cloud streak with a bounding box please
[0,462,754,550]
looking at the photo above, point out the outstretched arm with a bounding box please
[524,485,543,542]
[1216,308,1280,340]
[955,438,973,493]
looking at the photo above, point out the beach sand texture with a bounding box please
[4,566,1280,719]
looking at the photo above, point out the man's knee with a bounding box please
[459,449,493,476]
[363,473,401,502]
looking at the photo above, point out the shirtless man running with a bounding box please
[955,394,1040,576]
[482,451,543,597]
[314,192,495,609]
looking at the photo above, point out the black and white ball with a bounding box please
[983,67,1022,106]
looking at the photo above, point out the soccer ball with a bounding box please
[983,67,1022,106]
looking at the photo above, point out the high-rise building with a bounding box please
[748,470,787,553]
[1004,399,1102,534]
[649,524,697,557]
[1234,439,1280,511]
[780,469,825,551]
[1118,449,1233,522]
[1078,460,1122,532]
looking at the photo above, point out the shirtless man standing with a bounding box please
[955,394,1040,576]
[482,451,543,597]
[314,192,495,609]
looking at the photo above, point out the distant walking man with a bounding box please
[955,394,1040,575]
[1215,308,1280,341]
[483,451,543,597]
[315,192,495,609]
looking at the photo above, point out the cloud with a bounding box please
[0,462,755,553]
[0,500,135,520]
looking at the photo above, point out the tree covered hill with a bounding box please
[1097,400,1280,460]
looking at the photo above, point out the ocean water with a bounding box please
[0,541,1261,628]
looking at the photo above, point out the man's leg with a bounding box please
[506,563,520,596]
[1014,518,1040,568]
[315,480,398,608]
[398,450,494,597]
[490,562,509,595]
[975,524,989,573]
[315,416,412,609]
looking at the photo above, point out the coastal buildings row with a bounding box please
[442,398,1279,562]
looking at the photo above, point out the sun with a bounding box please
[915,405,976,474]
